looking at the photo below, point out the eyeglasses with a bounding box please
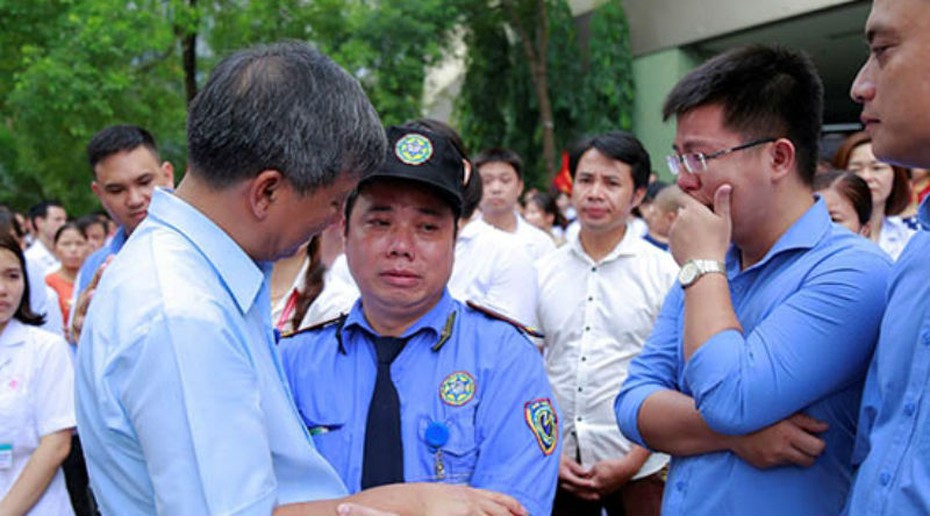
[666,138,776,176]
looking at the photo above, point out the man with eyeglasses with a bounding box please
[615,44,892,516]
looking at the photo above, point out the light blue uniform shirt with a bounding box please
[616,199,891,516]
[75,189,346,516]
[845,197,930,515]
[280,291,561,516]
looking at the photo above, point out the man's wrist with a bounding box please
[678,259,726,289]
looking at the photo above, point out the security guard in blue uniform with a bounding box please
[280,125,560,516]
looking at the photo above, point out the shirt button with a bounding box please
[587,296,593,302]
[576,416,583,422]
[591,266,597,273]
[577,386,584,392]
[580,356,587,362]
[584,326,591,332]
[904,403,916,416]
[880,472,892,486]
[675,481,685,491]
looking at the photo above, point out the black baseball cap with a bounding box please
[358,126,466,217]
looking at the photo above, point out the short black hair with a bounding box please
[87,125,160,176]
[663,44,824,185]
[0,233,45,326]
[53,221,85,244]
[568,131,651,190]
[187,41,385,195]
[27,200,64,226]
[474,148,524,180]
[76,214,108,237]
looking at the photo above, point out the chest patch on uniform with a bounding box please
[439,371,476,406]
[525,398,558,456]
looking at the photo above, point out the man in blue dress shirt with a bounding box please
[69,124,175,343]
[614,45,892,516]
[280,126,561,516]
[844,1,930,514]
[75,43,525,516]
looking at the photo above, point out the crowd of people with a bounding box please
[1,0,929,515]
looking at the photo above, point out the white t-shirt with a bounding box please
[449,218,538,327]
[514,214,557,261]
[536,224,677,477]
[0,319,75,516]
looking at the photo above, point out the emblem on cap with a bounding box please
[440,371,476,406]
[525,398,558,456]
[395,133,433,165]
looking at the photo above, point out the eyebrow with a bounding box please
[865,22,894,44]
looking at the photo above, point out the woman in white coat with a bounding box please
[0,232,75,516]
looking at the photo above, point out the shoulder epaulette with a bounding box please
[282,313,347,339]
[465,300,544,339]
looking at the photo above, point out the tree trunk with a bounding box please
[504,0,558,181]
[182,0,198,105]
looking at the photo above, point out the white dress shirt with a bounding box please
[536,224,677,478]
[449,218,539,326]
[24,241,59,278]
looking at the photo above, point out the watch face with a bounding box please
[679,262,698,285]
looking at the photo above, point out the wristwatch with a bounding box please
[678,259,726,289]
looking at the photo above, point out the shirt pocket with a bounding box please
[417,411,478,484]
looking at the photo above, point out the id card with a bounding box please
[0,444,12,470]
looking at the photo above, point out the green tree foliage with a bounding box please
[0,0,459,213]
[455,0,634,189]
[0,0,633,212]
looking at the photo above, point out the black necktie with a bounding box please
[361,335,407,489]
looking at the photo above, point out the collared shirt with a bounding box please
[74,226,128,296]
[877,215,916,261]
[450,218,539,326]
[24,240,59,278]
[616,199,891,516]
[845,197,930,515]
[0,319,75,516]
[537,224,676,477]
[75,189,346,516]
[280,291,561,516]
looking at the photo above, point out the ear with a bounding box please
[631,186,647,209]
[859,224,872,238]
[91,181,102,199]
[160,161,176,188]
[248,170,286,220]
[769,138,796,182]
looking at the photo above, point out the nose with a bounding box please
[586,180,606,200]
[676,170,700,193]
[387,225,415,259]
[127,187,146,208]
[850,59,874,104]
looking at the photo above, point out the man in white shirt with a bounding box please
[536,131,677,516]
[452,146,538,327]
[24,200,67,276]
[476,148,556,261]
